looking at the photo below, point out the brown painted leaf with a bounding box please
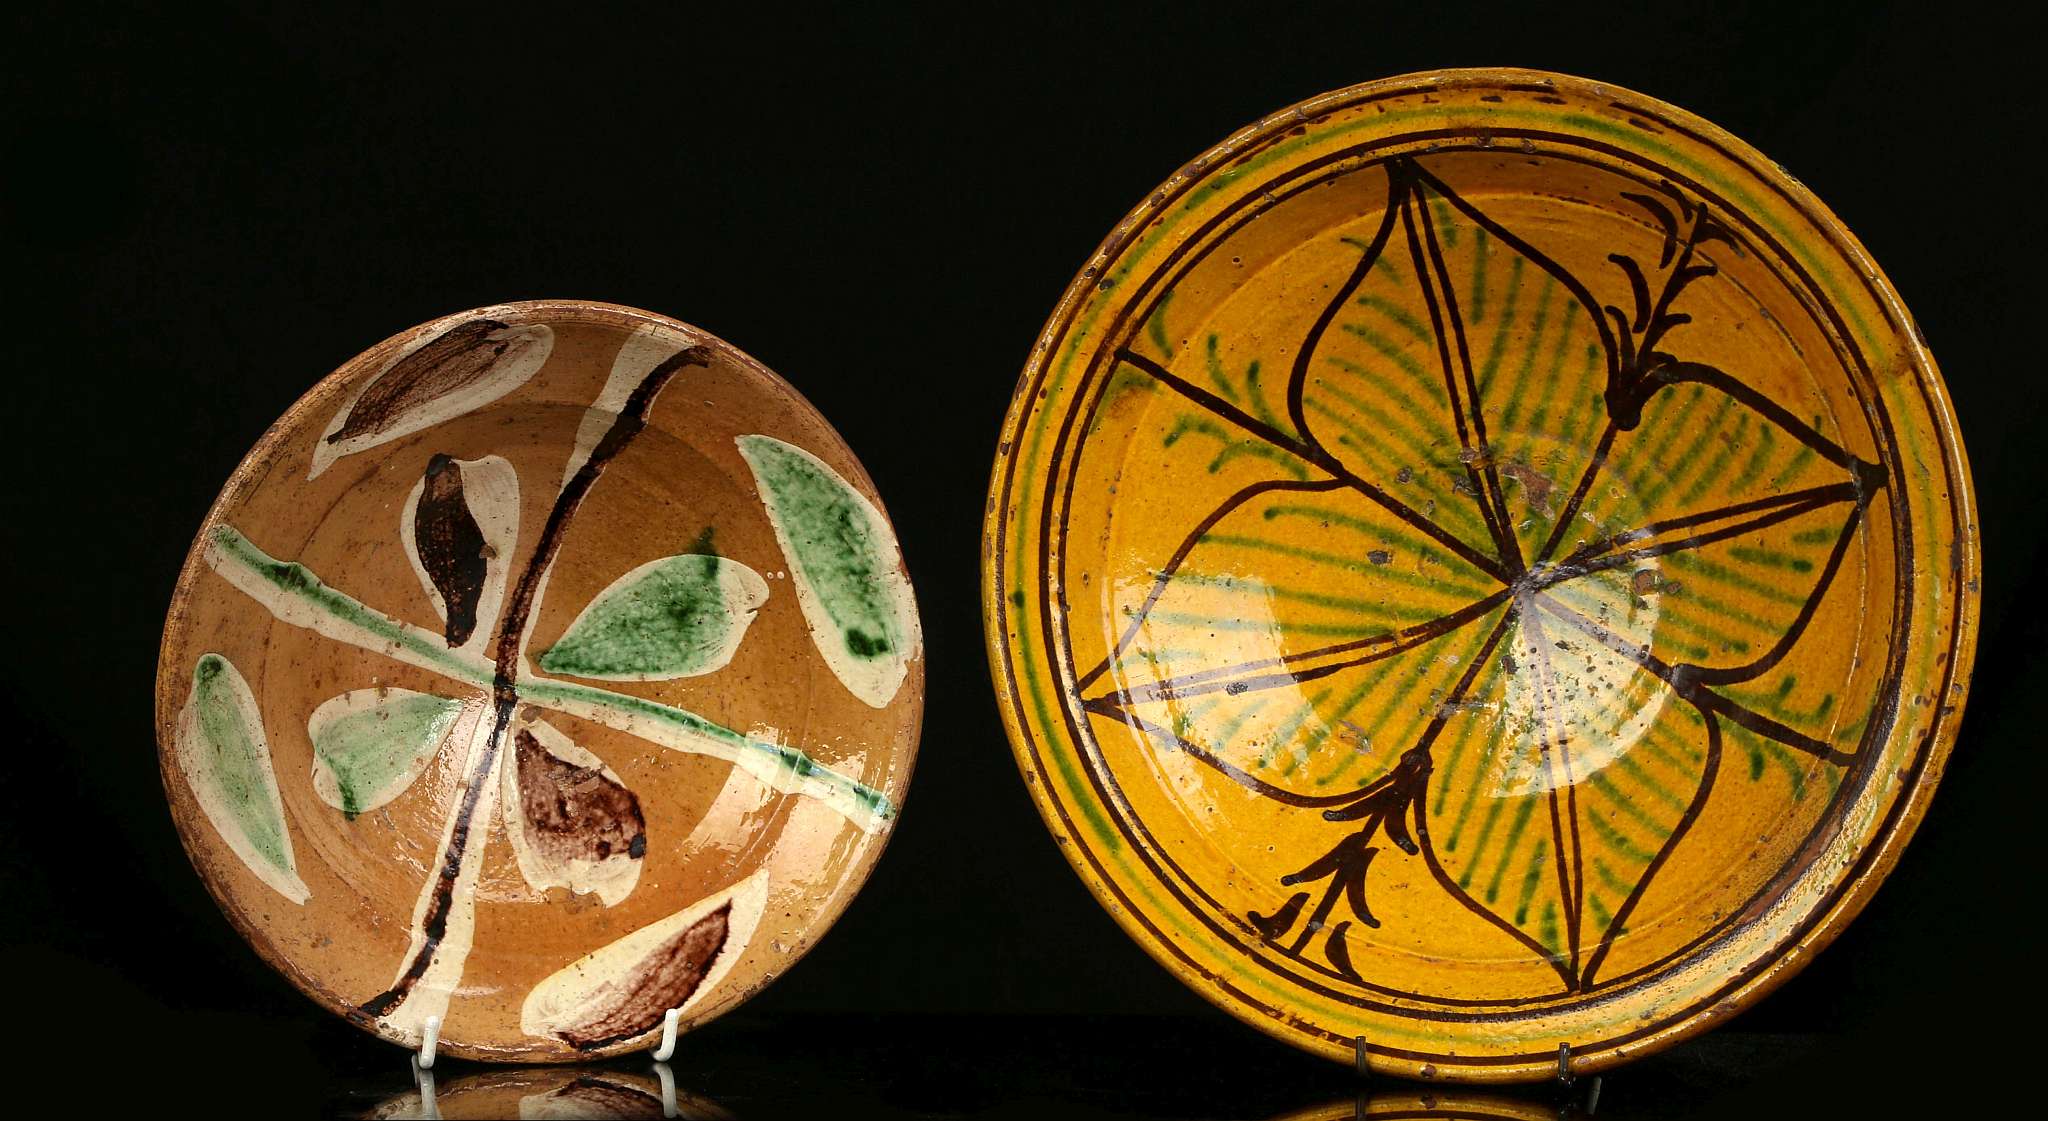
[413,455,488,646]
[399,453,518,654]
[501,718,646,906]
[310,317,553,478]
[520,871,768,1050]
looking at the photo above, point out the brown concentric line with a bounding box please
[989,78,1965,1069]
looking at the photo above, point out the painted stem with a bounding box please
[202,525,895,831]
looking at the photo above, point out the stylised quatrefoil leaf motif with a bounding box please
[539,552,770,681]
[1082,159,1884,992]
[193,316,902,1049]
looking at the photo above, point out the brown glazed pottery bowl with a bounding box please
[156,300,922,1061]
[985,68,1978,1080]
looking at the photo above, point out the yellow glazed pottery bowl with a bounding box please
[985,70,1976,1080]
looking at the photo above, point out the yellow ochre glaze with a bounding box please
[983,69,1977,1081]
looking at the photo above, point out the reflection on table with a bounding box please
[363,1060,729,1120]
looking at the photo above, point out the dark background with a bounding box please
[3,2,2041,1117]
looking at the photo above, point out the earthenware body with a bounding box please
[157,300,922,1061]
[985,69,1976,1080]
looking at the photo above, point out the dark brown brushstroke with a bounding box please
[360,342,711,1019]
[557,902,732,1050]
[1409,174,1523,575]
[997,117,1939,1052]
[329,319,535,444]
[513,727,647,866]
[1286,163,1409,450]
[413,454,489,647]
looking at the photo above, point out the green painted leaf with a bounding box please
[308,688,470,817]
[737,434,920,707]
[538,553,769,680]
[175,653,310,903]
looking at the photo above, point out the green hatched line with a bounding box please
[1204,334,1240,402]
[1193,532,1483,599]
[1519,300,1583,438]
[1728,723,1811,798]
[1356,294,1435,348]
[1675,409,1752,507]
[1499,276,1557,431]
[1730,422,1778,493]
[1475,256,1526,395]
[1513,840,1551,923]
[1243,359,1284,431]
[1592,856,1633,898]
[1606,383,1698,487]
[1470,227,1491,324]
[1143,610,1430,635]
[1339,322,1437,394]
[1259,500,1481,582]
[1145,291,1176,358]
[1771,444,1818,488]
[1640,393,1738,508]
[1443,714,1508,851]
[1603,745,1694,814]
[1665,548,1819,607]
[1307,376,1495,545]
[1343,236,1405,284]
[1587,893,1614,935]
[1583,804,1657,863]
[1484,796,1542,901]
[1429,192,1462,247]
[1164,415,1312,480]
[1318,363,1458,455]
[1299,392,1493,547]
[1261,689,1330,768]
[1207,699,1271,754]
[1317,604,1503,786]
[1461,795,1511,886]
[1554,344,1607,449]
[1539,900,1562,955]
[1587,770,1678,838]
[1728,545,1816,572]
[1791,525,1839,545]
[1165,569,1423,617]
[1434,659,1508,800]
[1288,659,1398,774]
[1169,695,1226,737]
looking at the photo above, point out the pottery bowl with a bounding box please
[157,300,921,1061]
[986,69,1976,1079]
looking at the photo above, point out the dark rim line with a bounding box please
[987,92,1956,1065]
[1049,137,1893,1016]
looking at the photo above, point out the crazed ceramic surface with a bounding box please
[985,70,1977,1080]
[158,300,922,1061]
